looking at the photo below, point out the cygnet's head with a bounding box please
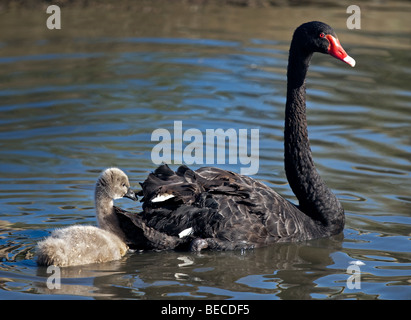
[95,168,137,201]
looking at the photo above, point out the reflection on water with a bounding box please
[0,1,410,299]
[18,237,346,299]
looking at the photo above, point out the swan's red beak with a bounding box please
[326,35,356,67]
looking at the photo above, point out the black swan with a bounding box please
[118,21,355,252]
[36,168,138,266]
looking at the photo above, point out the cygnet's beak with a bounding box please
[124,188,138,201]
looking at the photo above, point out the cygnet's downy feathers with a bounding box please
[36,225,128,267]
[36,167,137,267]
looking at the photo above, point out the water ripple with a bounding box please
[0,3,410,300]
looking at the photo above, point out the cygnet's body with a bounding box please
[36,225,128,267]
[36,168,137,267]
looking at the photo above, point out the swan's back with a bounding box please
[37,225,128,267]
[137,164,325,250]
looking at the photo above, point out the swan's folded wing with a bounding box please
[136,164,323,248]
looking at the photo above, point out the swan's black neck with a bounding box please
[284,43,344,234]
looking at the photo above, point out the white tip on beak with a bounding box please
[343,55,356,67]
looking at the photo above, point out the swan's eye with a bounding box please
[319,33,325,38]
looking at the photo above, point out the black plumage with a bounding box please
[116,21,351,251]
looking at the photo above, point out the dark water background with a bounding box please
[0,1,410,299]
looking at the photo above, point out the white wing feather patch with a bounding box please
[151,193,175,203]
[178,227,193,238]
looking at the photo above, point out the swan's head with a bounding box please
[293,21,355,67]
[96,168,137,201]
